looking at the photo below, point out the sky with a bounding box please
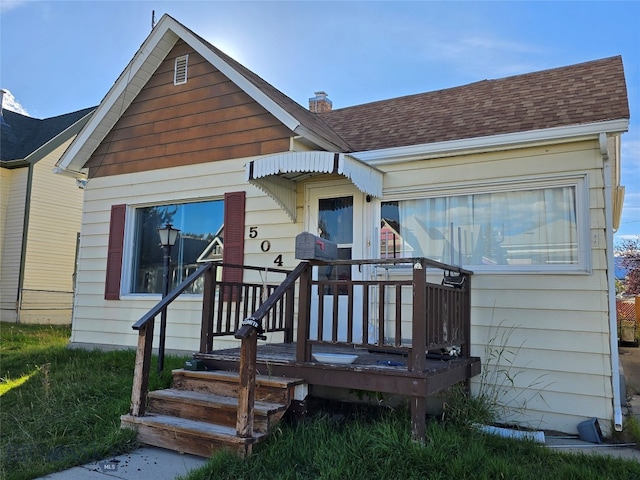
[1,0,639,242]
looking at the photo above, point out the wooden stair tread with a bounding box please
[149,388,287,414]
[173,368,305,388]
[121,413,267,444]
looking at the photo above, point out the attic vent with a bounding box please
[174,54,189,85]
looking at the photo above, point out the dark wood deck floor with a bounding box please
[195,343,481,398]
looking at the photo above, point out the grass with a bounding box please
[2,323,640,480]
[0,322,187,480]
[180,409,640,480]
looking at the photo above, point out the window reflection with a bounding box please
[132,200,224,293]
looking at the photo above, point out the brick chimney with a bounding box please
[309,91,332,113]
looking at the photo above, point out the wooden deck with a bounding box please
[127,258,480,450]
[196,342,481,398]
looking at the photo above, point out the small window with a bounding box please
[131,199,224,294]
[174,54,189,85]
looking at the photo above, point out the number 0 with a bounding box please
[260,240,271,252]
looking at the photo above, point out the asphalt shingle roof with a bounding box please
[1,107,96,163]
[317,56,629,152]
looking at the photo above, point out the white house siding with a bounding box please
[20,140,85,324]
[379,139,614,434]
[0,167,11,281]
[71,137,615,435]
[71,155,299,352]
[0,167,27,322]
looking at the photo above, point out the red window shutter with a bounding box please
[105,204,126,300]
[222,191,246,286]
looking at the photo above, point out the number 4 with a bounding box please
[273,255,283,267]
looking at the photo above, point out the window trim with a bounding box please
[380,174,591,274]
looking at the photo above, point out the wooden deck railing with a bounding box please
[129,261,292,417]
[233,262,309,439]
[296,257,473,369]
[199,263,293,352]
[130,257,472,443]
[296,257,472,441]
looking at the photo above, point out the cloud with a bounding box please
[436,36,544,78]
[0,89,29,116]
[0,0,28,14]
[399,20,546,79]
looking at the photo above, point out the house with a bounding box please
[0,94,94,324]
[56,14,629,444]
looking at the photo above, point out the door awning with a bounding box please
[246,151,384,222]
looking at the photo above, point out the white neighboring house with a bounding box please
[56,14,629,435]
[0,96,94,324]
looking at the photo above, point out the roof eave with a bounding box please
[293,125,348,152]
[353,119,630,166]
[1,158,29,169]
[177,26,301,133]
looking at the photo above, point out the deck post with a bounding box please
[410,259,427,372]
[200,264,215,353]
[130,320,155,416]
[410,396,426,443]
[410,259,427,442]
[236,328,257,442]
[284,283,295,343]
[296,263,312,362]
[462,274,471,359]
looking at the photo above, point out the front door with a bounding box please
[306,182,368,342]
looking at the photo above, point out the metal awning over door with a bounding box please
[246,151,383,222]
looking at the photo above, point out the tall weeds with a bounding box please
[443,315,551,428]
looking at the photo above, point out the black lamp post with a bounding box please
[157,223,180,373]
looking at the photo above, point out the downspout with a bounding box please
[17,161,34,322]
[600,132,623,431]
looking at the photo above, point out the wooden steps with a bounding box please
[121,369,306,457]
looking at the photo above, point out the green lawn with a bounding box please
[0,322,185,480]
[2,323,639,480]
[181,411,640,480]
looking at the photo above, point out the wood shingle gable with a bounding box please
[319,56,629,152]
[57,14,351,176]
[84,41,294,177]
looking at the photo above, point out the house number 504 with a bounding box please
[248,227,283,266]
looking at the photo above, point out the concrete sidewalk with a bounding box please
[36,447,208,480]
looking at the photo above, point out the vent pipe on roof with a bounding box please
[309,91,332,113]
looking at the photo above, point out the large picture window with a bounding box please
[381,182,585,271]
[131,200,224,294]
